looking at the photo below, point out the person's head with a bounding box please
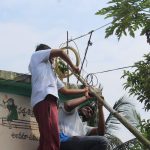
[7,98,15,106]
[35,44,51,51]
[78,101,97,121]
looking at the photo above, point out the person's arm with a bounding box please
[59,87,87,95]
[50,49,79,74]
[63,87,90,112]
[97,102,105,135]
[88,96,105,136]
[64,95,89,112]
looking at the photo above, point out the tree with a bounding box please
[122,53,150,111]
[121,53,150,149]
[105,96,141,149]
[96,0,150,43]
[95,1,150,147]
[133,119,150,150]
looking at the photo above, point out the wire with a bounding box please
[85,73,99,87]
[82,65,134,87]
[62,22,112,44]
[90,65,134,75]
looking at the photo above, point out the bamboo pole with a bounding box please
[73,72,150,149]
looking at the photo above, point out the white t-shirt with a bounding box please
[29,49,64,107]
[59,103,93,137]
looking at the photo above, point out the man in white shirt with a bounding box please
[59,91,108,150]
[29,44,87,150]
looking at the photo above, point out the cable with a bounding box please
[85,73,99,87]
[83,65,134,87]
[89,65,134,75]
[62,22,112,44]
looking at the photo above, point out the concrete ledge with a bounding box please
[0,70,31,83]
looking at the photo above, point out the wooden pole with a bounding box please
[73,72,150,149]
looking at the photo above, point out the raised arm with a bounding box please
[50,49,79,74]
[64,95,89,112]
[59,87,87,95]
[62,87,90,112]
[97,99,105,135]
[88,96,105,136]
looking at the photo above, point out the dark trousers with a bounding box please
[60,135,108,150]
[33,95,59,150]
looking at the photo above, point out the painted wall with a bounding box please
[0,71,86,150]
[0,92,39,150]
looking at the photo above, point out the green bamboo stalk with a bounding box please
[73,72,150,149]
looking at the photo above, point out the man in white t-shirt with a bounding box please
[59,91,108,150]
[29,44,87,150]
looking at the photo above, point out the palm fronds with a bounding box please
[105,96,141,149]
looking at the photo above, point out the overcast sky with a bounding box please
[0,0,149,142]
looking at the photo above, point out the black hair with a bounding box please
[78,101,97,121]
[7,98,15,105]
[35,44,51,51]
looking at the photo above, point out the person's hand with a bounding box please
[3,95,8,104]
[84,87,91,99]
[84,87,89,93]
[98,95,104,107]
[72,65,80,74]
[85,91,96,99]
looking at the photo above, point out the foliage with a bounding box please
[105,96,141,135]
[129,119,150,150]
[105,97,141,149]
[129,141,143,150]
[122,53,150,111]
[54,58,69,79]
[84,96,141,148]
[140,119,150,141]
[105,134,123,150]
[56,58,68,74]
[96,0,150,41]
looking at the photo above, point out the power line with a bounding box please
[90,65,134,74]
[83,65,134,87]
[63,22,112,84]
[63,22,112,44]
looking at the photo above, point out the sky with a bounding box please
[0,0,149,142]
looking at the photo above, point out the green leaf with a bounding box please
[96,0,150,41]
